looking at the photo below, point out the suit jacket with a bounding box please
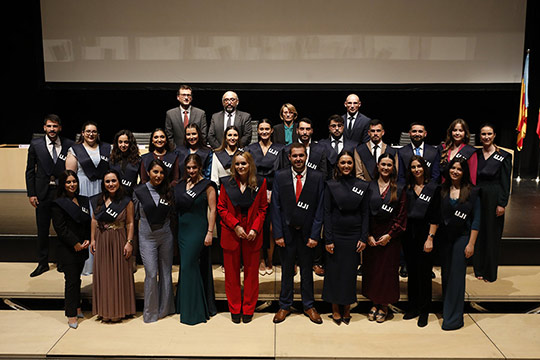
[25,136,74,200]
[279,141,328,177]
[398,143,441,184]
[272,122,298,145]
[165,105,207,147]
[271,168,324,244]
[354,142,399,181]
[342,112,371,144]
[208,110,252,149]
[51,197,91,264]
[319,137,359,177]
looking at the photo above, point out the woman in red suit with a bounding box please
[217,150,268,323]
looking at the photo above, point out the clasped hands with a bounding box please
[234,225,257,241]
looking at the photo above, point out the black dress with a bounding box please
[322,176,369,305]
[474,149,512,282]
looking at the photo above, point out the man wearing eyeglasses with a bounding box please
[208,91,252,149]
[165,84,207,147]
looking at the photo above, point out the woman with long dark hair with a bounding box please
[141,128,179,186]
[174,123,212,179]
[217,150,268,323]
[174,154,217,325]
[51,170,91,329]
[133,159,175,323]
[438,157,481,330]
[246,119,284,275]
[90,170,136,322]
[362,153,407,323]
[473,124,512,282]
[322,150,369,325]
[403,155,440,327]
[439,118,478,184]
[211,126,240,189]
[110,129,141,195]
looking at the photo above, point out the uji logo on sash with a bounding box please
[419,193,431,203]
[268,148,279,156]
[58,153,67,161]
[186,189,196,198]
[106,207,118,218]
[381,204,394,213]
[454,210,467,220]
[297,201,309,210]
[494,154,504,162]
[163,161,173,168]
[121,179,132,187]
[159,198,169,206]
[81,207,89,214]
[100,155,109,162]
[425,160,431,167]
[306,161,317,170]
[253,186,259,192]
[352,187,364,196]
[455,153,465,160]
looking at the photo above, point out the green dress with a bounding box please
[176,188,212,325]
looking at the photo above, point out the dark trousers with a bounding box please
[35,187,56,266]
[278,227,315,310]
[403,227,432,314]
[63,261,85,317]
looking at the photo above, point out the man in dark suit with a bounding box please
[398,122,441,183]
[319,114,359,177]
[272,103,298,145]
[271,143,324,324]
[25,114,74,277]
[164,84,207,147]
[342,94,371,144]
[207,91,252,149]
[354,119,399,181]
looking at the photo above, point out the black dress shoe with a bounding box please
[417,313,428,327]
[399,265,408,278]
[56,264,64,273]
[242,314,253,323]
[403,311,419,320]
[30,264,49,277]
[231,313,241,324]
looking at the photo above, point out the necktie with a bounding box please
[415,147,421,156]
[373,144,379,162]
[295,174,302,203]
[227,114,233,128]
[51,142,58,163]
[183,110,189,128]
[348,117,354,132]
[333,139,339,153]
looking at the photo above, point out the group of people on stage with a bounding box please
[25,86,512,331]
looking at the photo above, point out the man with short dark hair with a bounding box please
[397,122,441,183]
[25,114,74,277]
[271,143,325,324]
[208,91,252,149]
[165,84,207,147]
[342,94,371,144]
[319,114,359,177]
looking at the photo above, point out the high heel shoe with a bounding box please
[68,319,78,329]
[342,316,351,325]
[329,314,342,326]
[76,312,84,319]
[367,306,377,321]
[375,307,388,323]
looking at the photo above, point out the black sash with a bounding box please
[276,169,320,227]
[453,144,476,161]
[35,137,72,178]
[369,181,404,219]
[442,187,479,231]
[54,196,91,224]
[220,176,264,208]
[306,143,324,171]
[174,179,211,211]
[215,150,233,170]
[91,194,131,223]
[72,143,111,181]
[357,144,377,179]
[110,159,140,189]
[134,184,171,231]
[247,143,284,176]
[175,146,212,176]
[407,180,438,219]
[326,178,369,211]
[478,149,509,178]
[142,151,177,171]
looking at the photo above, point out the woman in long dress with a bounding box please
[66,121,111,275]
[438,157,480,330]
[133,159,175,323]
[322,151,369,325]
[174,154,217,325]
[90,170,136,322]
[438,118,478,184]
[362,153,407,323]
[474,124,512,282]
[51,170,91,329]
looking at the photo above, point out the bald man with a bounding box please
[342,94,371,144]
[207,91,253,149]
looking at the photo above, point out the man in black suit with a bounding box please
[272,103,298,145]
[342,94,371,144]
[398,122,441,183]
[271,143,325,324]
[165,84,207,147]
[25,114,74,277]
[207,91,252,149]
[319,114,359,177]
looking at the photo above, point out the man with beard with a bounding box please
[25,114,74,277]
[208,91,252,149]
[164,84,207,147]
[319,114,359,178]
[397,122,441,183]
[342,94,371,144]
[271,143,325,324]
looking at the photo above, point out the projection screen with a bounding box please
[40,0,527,84]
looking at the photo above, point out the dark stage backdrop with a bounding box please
[5,1,540,176]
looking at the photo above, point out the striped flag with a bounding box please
[516,52,529,151]
[536,109,540,142]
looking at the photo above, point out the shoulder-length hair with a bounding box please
[100,169,126,202]
[56,170,80,198]
[333,150,356,180]
[230,150,258,190]
[406,155,431,189]
[77,121,100,144]
[374,153,398,202]
[441,157,472,203]
[146,159,173,202]
[111,129,140,165]
[216,126,239,152]
[440,119,471,163]
[279,103,298,121]
[148,128,172,153]
[182,153,203,182]
[183,123,205,150]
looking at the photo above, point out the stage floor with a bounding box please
[0,310,539,359]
